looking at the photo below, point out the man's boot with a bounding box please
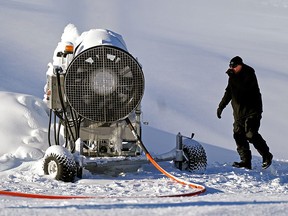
[233,148,252,169]
[232,161,252,169]
[262,152,273,169]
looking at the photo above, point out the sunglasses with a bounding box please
[229,63,238,68]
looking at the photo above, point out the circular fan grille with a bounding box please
[65,45,144,123]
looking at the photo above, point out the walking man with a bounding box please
[217,56,273,169]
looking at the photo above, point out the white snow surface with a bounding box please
[1,0,288,215]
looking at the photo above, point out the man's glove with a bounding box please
[217,107,223,119]
[226,68,234,76]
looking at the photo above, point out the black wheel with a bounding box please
[43,153,77,182]
[182,140,207,172]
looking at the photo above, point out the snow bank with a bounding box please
[0,91,49,171]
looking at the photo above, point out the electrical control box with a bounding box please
[46,73,64,110]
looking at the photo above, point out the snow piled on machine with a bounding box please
[48,24,127,71]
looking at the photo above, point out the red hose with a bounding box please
[146,153,206,196]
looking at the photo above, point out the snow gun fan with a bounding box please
[65,45,144,123]
[43,28,207,182]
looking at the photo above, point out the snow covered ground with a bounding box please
[1,0,288,215]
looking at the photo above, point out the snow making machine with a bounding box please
[43,29,207,182]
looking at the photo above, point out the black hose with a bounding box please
[53,111,58,145]
[48,109,53,147]
[55,70,77,152]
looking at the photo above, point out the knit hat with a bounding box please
[229,56,243,68]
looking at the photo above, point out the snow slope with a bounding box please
[0,0,288,215]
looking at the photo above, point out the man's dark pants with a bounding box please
[233,114,270,163]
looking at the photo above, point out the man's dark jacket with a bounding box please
[218,64,263,120]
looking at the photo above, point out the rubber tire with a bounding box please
[183,143,207,172]
[43,153,77,182]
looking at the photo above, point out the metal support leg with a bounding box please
[175,132,183,170]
